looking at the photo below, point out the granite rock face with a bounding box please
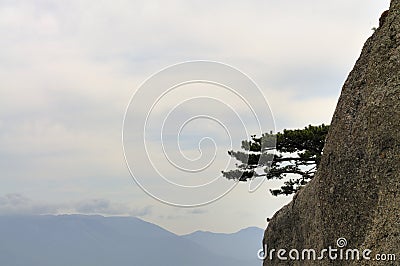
[263,1,400,265]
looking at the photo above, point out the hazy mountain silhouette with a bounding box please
[183,226,263,264]
[0,215,262,266]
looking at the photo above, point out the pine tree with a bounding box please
[223,124,329,196]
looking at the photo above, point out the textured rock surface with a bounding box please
[263,1,400,265]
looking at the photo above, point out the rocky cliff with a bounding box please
[263,1,400,265]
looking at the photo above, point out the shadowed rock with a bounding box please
[263,1,400,265]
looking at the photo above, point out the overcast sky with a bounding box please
[0,0,390,235]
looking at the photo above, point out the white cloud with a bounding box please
[74,198,152,216]
[0,193,60,215]
[0,193,152,217]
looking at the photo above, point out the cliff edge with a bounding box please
[263,1,400,265]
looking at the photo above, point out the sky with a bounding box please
[0,0,390,235]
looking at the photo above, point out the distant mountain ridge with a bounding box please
[0,214,263,266]
[183,226,263,262]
